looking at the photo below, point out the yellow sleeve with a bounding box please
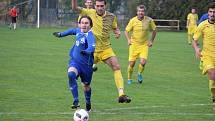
[112,16,118,29]
[187,13,191,20]
[150,19,156,30]
[80,8,88,15]
[125,19,133,32]
[193,24,203,41]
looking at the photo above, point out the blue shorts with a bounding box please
[68,59,93,85]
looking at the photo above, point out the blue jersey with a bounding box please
[198,13,208,25]
[59,28,96,66]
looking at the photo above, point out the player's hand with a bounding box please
[148,41,153,47]
[114,28,121,39]
[53,32,61,37]
[195,48,202,59]
[128,39,132,46]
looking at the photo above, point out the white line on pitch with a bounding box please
[0,103,213,116]
[1,112,215,116]
[103,103,211,111]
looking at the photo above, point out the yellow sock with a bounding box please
[138,64,144,74]
[127,65,133,80]
[209,80,215,101]
[114,70,124,96]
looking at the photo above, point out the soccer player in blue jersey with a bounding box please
[53,16,95,112]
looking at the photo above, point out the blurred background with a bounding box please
[0,0,213,30]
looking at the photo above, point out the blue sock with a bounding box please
[84,88,91,104]
[68,71,79,103]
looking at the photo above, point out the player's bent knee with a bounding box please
[112,64,121,71]
[68,71,77,81]
[83,84,91,91]
[129,61,135,68]
[208,69,215,80]
[140,59,147,66]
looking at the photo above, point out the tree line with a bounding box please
[76,0,213,29]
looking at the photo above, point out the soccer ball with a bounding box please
[73,109,89,121]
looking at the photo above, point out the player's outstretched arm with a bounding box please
[53,28,77,38]
[71,0,82,13]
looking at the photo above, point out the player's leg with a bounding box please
[14,17,17,30]
[127,61,135,84]
[208,69,215,110]
[127,44,137,84]
[203,56,215,110]
[83,83,92,112]
[92,52,100,72]
[104,56,131,103]
[80,65,93,112]
[105,56,123,95]
[138,58,147,83]
[68,65,80,109]
[12,17,16,30]
[9,17,13,29]
[187,27,192,44]
[138,45,148,83]
[14,23,16,30]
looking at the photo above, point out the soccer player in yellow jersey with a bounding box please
[124,5,157,84]
[78,0,93,21]
[192,2,215,110]
[187,8,198,44]
[72,0,131,103]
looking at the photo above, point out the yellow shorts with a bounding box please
[202,55,215,75]
[129,44,148,61]
[94,47,116,63]
[188,26,197,35]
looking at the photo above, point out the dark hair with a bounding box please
[137,5,146,11]
[95,0,106,5]
[208,2,215,10]
[78,16,93,27]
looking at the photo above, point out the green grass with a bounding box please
[0,27,214,121]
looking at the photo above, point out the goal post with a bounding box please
[153,19,180,30]
[37,0,40,28]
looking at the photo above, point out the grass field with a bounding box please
[0,27,214,121]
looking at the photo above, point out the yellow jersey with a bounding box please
[187,13,198,27]
[193,20,215,57]
[78,8,94,21]
[125,16,156,44]
[80,8,118,52]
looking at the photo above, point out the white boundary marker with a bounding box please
[0,103,215,116]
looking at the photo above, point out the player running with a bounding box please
[192,2,215,110]
[53,16,95,112]
[78,0,98,72]
[124,5,157,84]
[71,0,131,103]
[186,8,198,45]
